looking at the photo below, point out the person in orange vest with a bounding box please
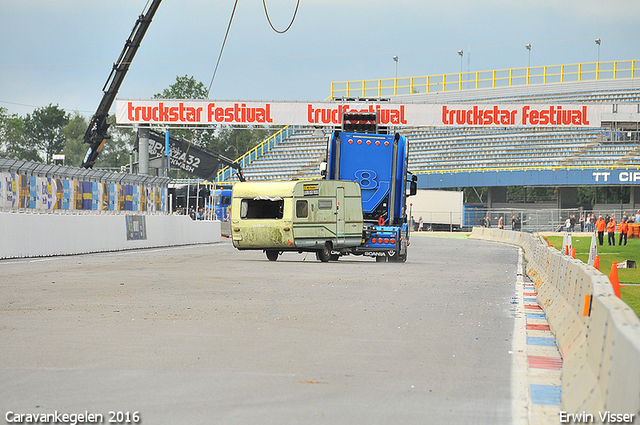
[607,215,616,246]
[595,215,606,246]
[619,218,629,246]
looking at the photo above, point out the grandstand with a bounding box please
[216,59,640,208]
[237,127,326,181]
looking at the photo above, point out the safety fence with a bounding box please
[464,207,637,234]
[0,158,170,214]
[470,227,640,418]
[330,59,639,98]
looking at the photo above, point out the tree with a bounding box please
[154,75,210,149]
[151,75,276,178]
[96,115,135,170]
[154,75,208,100]
[24,104,69,163]
[61,112,88,167]
[0,108,39,161]
[208,126,274,160]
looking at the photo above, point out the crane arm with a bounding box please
[82,0,162,168]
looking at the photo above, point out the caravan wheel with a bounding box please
[316,242,332,262]
[265,250,279,261]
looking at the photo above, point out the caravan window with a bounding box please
[240,198,284,219]
[296,200,308,218]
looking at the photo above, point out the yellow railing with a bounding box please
[330,59,639,98]
[215,125,297,182]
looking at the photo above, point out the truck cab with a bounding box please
[323,111,417,262]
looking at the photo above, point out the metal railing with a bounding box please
[467,207,637,234]
[330,59,639,98]
[0,157,169,214]
[215,125,298,183]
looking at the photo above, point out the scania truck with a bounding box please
[323,110,417,262]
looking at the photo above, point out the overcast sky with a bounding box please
[1,0,639,118]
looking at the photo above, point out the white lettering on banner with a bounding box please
[593,172,611,182]
[618,171,640,182]
[116,100,602,127]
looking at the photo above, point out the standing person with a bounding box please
[619,218,629,246]
[570,215,576,232]
[498,216,504,230]
[607,215,617,246]
[418,217,423,232]
[565,217,571,232]
[511,216,517,231]
[635,210,640,224]
[579,214,585,232]
[596,215,606,246]
[590,214,596,232]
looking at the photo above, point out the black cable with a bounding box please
[262,0,300,34]
[207,0,240,97]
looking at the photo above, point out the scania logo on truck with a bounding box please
[364,251,396,257]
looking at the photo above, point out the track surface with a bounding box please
[1,235,521,424]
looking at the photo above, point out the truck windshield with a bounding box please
[240,199,284,219]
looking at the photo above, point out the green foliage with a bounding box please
[0,107,39,161]
[24,104,69,162]
[154,75,208,100]
[61,112,88,167]
[154,75,276,179]
[95,115,135,170]
[207,126,274,160]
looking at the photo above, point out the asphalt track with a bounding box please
[0,234,523,425]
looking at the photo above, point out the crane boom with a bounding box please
[82,0,162,168]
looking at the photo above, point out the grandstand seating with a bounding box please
[217,61,640,184]
[237,128,326,181]
[220,124,639,182]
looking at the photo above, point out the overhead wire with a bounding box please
[207,0,240,97]
[262,0,300,34]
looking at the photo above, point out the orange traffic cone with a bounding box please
[609,262,621,298]
[565,245,569,255]
[593,255,600,271]
[571,248,576,259]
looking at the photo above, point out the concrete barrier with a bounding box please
[0,212,222,259]
[470,227,640,420]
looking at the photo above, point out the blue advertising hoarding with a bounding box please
[417,168,640,189]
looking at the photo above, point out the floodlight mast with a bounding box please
[81,0,163,169]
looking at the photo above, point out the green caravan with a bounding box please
[231,180,363,262]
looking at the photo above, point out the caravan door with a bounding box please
[337,186,345,246]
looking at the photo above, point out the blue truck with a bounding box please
[323,111,417,262]
[213,187,233,221]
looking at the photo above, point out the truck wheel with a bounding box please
[316,242,332,262]
[265,250,279,261]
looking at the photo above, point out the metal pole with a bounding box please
[165,129,170,176]
[138,126,149,175]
